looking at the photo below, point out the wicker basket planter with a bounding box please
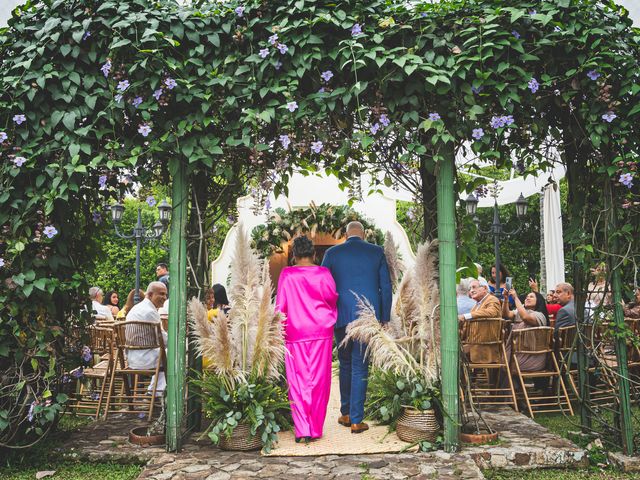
[396,407,440,443]
[219,422,263,451]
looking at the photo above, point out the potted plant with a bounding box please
[344,239,443,447]
[190,227,290,452]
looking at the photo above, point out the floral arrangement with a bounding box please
[251,203,384,258]
[189,227,290,452]
[345,239,442,428]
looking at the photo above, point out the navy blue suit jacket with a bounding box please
[321,237,393,329]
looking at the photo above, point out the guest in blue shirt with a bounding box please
[457,278,476,315]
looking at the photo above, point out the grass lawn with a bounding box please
[0,415,143,480]
[485,468,638,479]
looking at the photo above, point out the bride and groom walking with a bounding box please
[276,221,393,443]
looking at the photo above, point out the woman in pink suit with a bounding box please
[276,236,338,444]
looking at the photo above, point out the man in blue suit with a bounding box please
[321,221,392,433]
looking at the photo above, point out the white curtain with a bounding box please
[543,183,565,292]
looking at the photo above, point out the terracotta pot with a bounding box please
[460,430,499,444]
[129,426,165,446]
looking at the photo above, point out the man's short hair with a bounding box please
[146,281,167,295]
[346,221,364,235]
[556,282,574,295]
[475,278,489,288]
[89,286,103,300]
[157,262,168,270]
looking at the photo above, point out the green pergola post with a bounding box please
[166,158,189,452]
[435,145,460,452]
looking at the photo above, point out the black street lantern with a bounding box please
[515,193,528,218]
[158,199,172,224]
[465,193,479,217]
[111,202,125,224]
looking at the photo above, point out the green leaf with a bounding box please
[33,278,47,291]
[23,283,34,297]
[85,96,97,109]
[62,112,77,131]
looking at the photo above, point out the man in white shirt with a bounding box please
[89,286,114,321]
[125,281,168,392]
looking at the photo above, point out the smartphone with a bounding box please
[505,276,513,291]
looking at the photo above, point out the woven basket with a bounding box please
[219,422,263,451]
[396,407,440,443]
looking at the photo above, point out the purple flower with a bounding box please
[0,132,7,143]
[81,346,92,362]
[428,112,441,121]
[318,87,325,94]
[82,31,91,40]
[504,115,514,126]
[92,211,102,224]
[512,31,521,39]
[554,26,562,32]
[321,70,333,82]
[265,198,272,211]
[259,48,270,58]
[0,258,4,268]
[101,60,112,78]
[587,70,601,81]
[472,128,484,140]
[490,115,514,129]
[277,43,288,54]
[406,208,415,220]
[13,114,26,125]
[153,89,163,101]
[471,85,483,94]
[528,77,540,93]
[370,123,380,135]
[235,6,244,17]
[351,23,363,37]
[268,34,278,45]
[529,9,537,15]
[279,134,291,149]
[619,173,634,188]
[274,60,283,70]
[227,215,236,224]
[311,140,323,154]
[114,94,123,103]
[43,225,58,239]
[138,124,152,137]
[602,111,617,123]
[146,196,156,207]
[286,101,298,112]
[117,80,130,92]
[379,114,390,127]
[98,175,107,189]
[12,156,27,167]
[71,367,84,379]
[132,96,143,108]
[165,77,177,90]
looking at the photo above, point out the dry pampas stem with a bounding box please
[384,231,404,293]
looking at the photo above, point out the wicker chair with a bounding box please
[72,326,115,419]
[460,317,518,411]
[103,321,166,420]
[512,326,573,418]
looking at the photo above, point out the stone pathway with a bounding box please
[56,408,587,479]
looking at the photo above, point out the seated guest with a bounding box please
[89,286,114,321]
[125,282,168,392]
[458,278,502,322]
[488,264,509,298]
[116,289,145,320]
[624,287,640,319]
[529,278,561,323]
[503,289,549,372]
[457,278,476,316]
[554,282,576,330]
[103,290,120,317]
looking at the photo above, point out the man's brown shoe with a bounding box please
[351,423,369,434]
[338,415,351,427]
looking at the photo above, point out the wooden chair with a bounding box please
[460,318,518,411]
[103,321,166,420]
[554,325,578,398]
[72,326,115,419]
[512,327,573,418]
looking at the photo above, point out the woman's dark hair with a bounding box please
[212,283,229,307]
[103,290,119,307]
[292,235,315,259]
[491,263,510,281]
[530,291,549,323]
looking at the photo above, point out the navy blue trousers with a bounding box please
[334,326,369,424]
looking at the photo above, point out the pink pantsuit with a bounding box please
[276,266,338,439]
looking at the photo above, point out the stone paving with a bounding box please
[56,408,588,479]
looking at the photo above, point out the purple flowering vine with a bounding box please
[138,124,152,137]
[472,128,484,140]
[286,101,298,112]
[259,48,270,58]
[587,70,601,81]
[165,77,177,90]
[146,196,156,207]
[279,134,291,149]
[428,112,441,121]
[311,141,323,154]
[132,96,143,108]
[274,60,283,70]
[13,114,26,125]
[12,156,27,167]
[117,80,130,92]
[235,6,245,17]
[114,94,123,103]
[83,31,91,40]
[321,70,333,82]
[98,175,107,189]
[101,60,112,78]
[512,31,521,39]
[619,173,634,188]
[370,123,381,135]
[379,114,390,127]
[153,89,163,101]
[92,211,102,224]
[554,26,562,32]
[269,34,278,45]
[0,132,7,143]
[490,115,515,129]
[471,85,483,94]
[602,111,617,123]
[351,23,363,37]
[277,43,288,54]
[528,78,540,93]
[43,225,58,239]
[81,345,92,363]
